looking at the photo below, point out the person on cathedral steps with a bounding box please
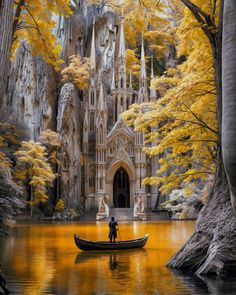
[109,217,118,243]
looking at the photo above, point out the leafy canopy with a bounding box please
[122,0,218,195]
[39,129,62,166]
[12,0,72,70]
[15,141,55,205]
[61,55,90,90]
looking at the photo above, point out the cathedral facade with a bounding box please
[82,14,158,214]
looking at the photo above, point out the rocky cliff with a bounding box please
[1,3,117,212]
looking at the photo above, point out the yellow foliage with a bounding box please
[126,49,140,78]
[39,129,62,166]
[15,141,55,205]
[11,0,72,70]
[55,199,65,211]
[0,152,11,169]
[122,1,218,194]
[61,55,90,90]
[86,0,171,59]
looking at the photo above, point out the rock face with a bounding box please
[0,168,25,235]
[57,82,82,208]
[2,5,88,212]
[6,45,57,139]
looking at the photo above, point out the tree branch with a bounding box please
[180,0,216,46]
[12,0,25,40]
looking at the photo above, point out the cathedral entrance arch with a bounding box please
[106,160,135,208]
[113,167,130,208]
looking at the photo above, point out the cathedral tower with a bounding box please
[112,14,133,122]
[134,34,148,202]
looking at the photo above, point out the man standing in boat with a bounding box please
[109,217,118,243]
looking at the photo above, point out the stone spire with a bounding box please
[150,55,157,101]
[140,35,146,79]
[98,81,105,112]
[90,16,96,72]
[138,34,148,103]
[118,11,126,59]
[117,12,126,89]
[84,107,89,129]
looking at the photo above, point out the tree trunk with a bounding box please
[0,0,14,106]
[222,0,236,213]
[168,159,236,275]
[168,0,236,275]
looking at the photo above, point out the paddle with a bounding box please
[117,225,121,241]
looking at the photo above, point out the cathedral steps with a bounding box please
[77,209,171,221]
[109,208,138,221]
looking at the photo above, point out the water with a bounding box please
[0,221,236,295]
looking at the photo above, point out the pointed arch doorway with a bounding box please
[113,167,130,208]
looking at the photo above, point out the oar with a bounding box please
[117,225,121,241]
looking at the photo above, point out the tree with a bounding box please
[14,141,55,216]
[123,0,236,275]
[165,0,236,276]
[61,55,90,90]
[39,129,62,211]
[222,0,236,213]
[39,129,62,166]
[122,7,218,194]
[0,0,14,105]
[11,0,72,70]
[86,0,172,57]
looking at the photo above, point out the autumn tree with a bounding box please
[11,0,72,70]
[122,0,236,276]
[86,0,172,63]
[39,129,62,166]
[39,129,63,212]
[61,55,90,90]
[123,1,218,195]
[15,141,55,216]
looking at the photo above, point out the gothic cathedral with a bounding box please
[82,14,158,216]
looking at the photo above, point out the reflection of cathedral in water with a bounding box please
[82,13,158,216]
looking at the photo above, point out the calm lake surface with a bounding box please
[1,220,236,295]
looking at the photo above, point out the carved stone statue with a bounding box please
[97,194,109,220]
[133,193,146,219]
[98,195,106,214]
[140,196,146,213]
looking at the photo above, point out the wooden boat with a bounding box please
[74,234,148,251]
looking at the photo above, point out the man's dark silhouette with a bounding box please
[108,216,118,243]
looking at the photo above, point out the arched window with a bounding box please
[115,97,117,121]
[90,112,95,131]
[126,97,129,110]
[89,165,95,188]
[90,91,95,106]
[120,78,124,89]
[99,126,103,144]
[120,97,123,112]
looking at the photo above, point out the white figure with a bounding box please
[133,195,139,217]
[104,194,110,217]
[140,196,146,213]
[98,195,106,214]
[98,194,109,217]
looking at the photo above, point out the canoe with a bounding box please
[74,234,148,251]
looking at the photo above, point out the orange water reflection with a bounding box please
[0,221,195,295]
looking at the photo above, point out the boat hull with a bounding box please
[74,234,148,251]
